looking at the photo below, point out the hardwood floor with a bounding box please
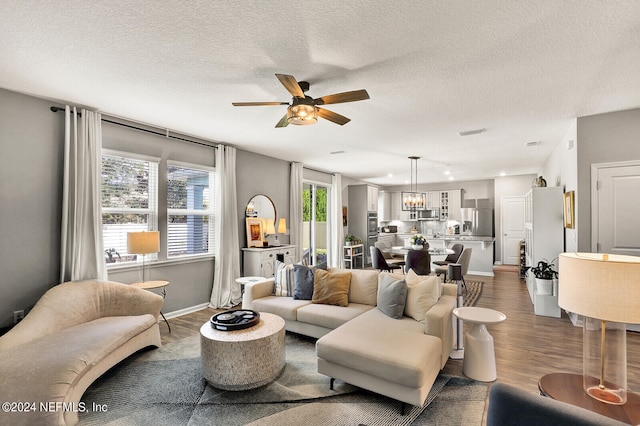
[159,268,640,419]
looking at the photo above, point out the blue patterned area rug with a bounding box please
[79,333,486,425]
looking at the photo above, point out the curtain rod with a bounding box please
[303,165,335,176]
[50,106,217,149]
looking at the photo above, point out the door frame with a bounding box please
[591,159,640,252]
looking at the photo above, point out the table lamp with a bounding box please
[265,219,276,246]
[127,231,160,282]
[558,252,640,405]
[274,218,287,247]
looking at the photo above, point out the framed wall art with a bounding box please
[563,191,575,229]
[246,218,264,247]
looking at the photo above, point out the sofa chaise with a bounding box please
[0,280,164,426]
[242,265,457,408]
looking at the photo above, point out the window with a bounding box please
[167,162,215,257]
[101,151,158,265]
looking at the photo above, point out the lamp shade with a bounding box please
[265,219,276,235]
[558,252,640,324]
[277,218,287,234]
[127,231,160,255]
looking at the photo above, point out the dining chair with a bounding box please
[405,249,431,275]
[433,243,463,266]
[370,246,403,273]
[436,247,471,282]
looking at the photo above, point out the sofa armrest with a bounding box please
[424,294,456,368]
[242,278,275,309]
[442,283,457,297]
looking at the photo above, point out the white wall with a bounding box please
[542,119,577,252]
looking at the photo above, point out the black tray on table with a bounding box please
[210,310,260,331]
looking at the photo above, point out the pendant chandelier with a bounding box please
[402,156,426,211]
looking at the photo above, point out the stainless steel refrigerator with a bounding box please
[460,207,494,236]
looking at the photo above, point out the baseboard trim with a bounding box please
[164,302,210,320]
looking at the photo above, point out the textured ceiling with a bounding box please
[2,1,640,185]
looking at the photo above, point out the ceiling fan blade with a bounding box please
[317,107,350,125]
[314,89,370,105]
[232,102,289,106]
[275,74,305,98]
[275,114,289,128]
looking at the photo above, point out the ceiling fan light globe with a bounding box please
[287,104,318,125]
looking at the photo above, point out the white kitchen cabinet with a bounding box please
[391,192,412,221]
[367,186,379,212]
[524,187,564,317]
[442,189,462,221]
[242,245,297,278]
[425,191,439,209]
[378,191,392,222]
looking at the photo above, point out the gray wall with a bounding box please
[0,88,65,327]
[236,149,291,261]
[576,108,640,251]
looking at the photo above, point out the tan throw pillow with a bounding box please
[404,270,442,322]
[312,269,352,307]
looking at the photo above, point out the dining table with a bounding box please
[382,246,455,273]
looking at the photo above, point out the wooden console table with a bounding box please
[538,373,640,424]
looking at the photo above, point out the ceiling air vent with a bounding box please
[525,141,542,147]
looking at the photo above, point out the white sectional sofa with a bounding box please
[242,266,457,408]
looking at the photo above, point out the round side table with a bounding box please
[200,312,285,390]
[235,276,265,294]
[453,306,506,382]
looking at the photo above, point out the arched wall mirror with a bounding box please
[245,194,276,221]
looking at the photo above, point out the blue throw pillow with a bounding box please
[377,274,408,319]
[293,262,328,300]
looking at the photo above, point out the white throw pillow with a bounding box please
[403,269,442,322]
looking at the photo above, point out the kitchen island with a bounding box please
[427,236,495,277]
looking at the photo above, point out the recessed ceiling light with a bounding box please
[387,173,393,178]
[444,170,451,175]
[458,128,485,137]
[499,172,506,177]
[448,176,454,181]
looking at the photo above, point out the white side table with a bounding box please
[235,276,265,294]
[453,307,506,382]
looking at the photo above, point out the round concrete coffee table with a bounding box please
[200,312,285,390]
[453,306,506,382]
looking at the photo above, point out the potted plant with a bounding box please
[529,258,558,296]
[345,233,356,246]
[409,233,427,250]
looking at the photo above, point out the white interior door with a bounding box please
[592,161,640,256]
[501,196,526,265]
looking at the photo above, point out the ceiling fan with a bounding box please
[232,74,370,128]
